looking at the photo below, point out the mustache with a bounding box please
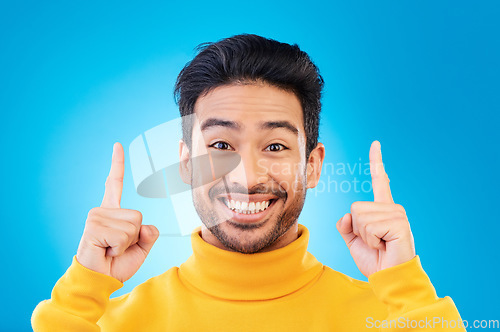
[209,179,287,200]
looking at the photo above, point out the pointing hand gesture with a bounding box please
[76,143,159,283]
[336,141,415,277]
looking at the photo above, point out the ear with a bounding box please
[179,139,191,185]
[306,142,325,189]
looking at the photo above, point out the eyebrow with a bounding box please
[259,121,299,136]
[199,118,299,136]
[200,118,241,131]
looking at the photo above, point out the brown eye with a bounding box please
[265,143,287,152]
[210,141,232,150]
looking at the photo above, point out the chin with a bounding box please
[210,217,287,254]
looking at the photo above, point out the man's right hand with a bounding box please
[76,142,159,283]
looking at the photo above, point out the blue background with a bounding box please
[1,1,499,330]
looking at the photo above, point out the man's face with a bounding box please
[181,83,320,253]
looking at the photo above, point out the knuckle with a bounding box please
[396,210,406,219]
[84,219,99,233]
[117,231,130,245]
[87,207,100,218]
[395,218,410,232]
[356,212,368,224]
[130,210,143,223]
[395,204,406,213]
[365,223,375,234]
[82,223,104,244]
[350,201,361,213]
[86,212,103,229]
[124,222,138,235]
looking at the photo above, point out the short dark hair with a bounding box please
[174,33,324,157]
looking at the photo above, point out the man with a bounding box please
[32,34,464,331]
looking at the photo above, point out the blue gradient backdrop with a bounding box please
[1,1,499,330]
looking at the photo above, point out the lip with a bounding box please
[216,196,278,224]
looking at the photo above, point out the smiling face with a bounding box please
[179,82,324,253]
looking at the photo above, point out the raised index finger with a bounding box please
[101,142,124,208]
[369,140,393,203]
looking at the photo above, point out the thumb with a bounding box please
[137,225,160,255]
[336,213,356,248]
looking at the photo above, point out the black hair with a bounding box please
[174,33,324,158]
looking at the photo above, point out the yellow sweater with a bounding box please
[32,224,464,331]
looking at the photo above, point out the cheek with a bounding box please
[262,160,306,194]
[192,182,212,202]
[260,157,299,176]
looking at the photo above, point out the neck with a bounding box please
[201,221,299,253]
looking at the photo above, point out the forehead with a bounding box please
[193,83,304,128]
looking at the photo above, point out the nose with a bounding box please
[224,147,269,190]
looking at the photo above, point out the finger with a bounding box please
[369,141,393,203]
[99,217,140,246]
[336,213,357,249]
[364,219,402,250]
[365,221,388,250]
[135,225,160,256]
[101,142,125,208]
[93,208,143,227]
[352,211,407,226]
[353,211,404,246]
[103,230,132,257]
[351,213,360,238]
[350,201,406,214]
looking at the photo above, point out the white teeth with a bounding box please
[222,198,273,214]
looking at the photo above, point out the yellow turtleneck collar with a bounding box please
[178,224,324,301]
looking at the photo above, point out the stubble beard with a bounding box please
[192,179,307,254]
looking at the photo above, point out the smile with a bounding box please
[220,198,273,214]
[216,195,278,224]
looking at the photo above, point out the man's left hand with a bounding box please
[336,141,416,278]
